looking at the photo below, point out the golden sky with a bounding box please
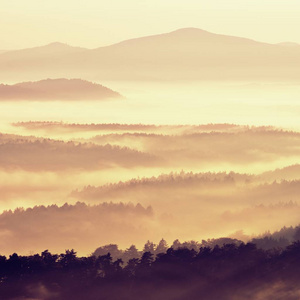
[1,0,300,49]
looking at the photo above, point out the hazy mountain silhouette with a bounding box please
[276,42,300,47]
[0,79,122,100]
[0,42,86,60]
[1,28,300,81]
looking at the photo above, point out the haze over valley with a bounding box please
[1,9,300,297]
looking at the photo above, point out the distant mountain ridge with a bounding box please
[0,42,86,58]
[1,28,300,81]
[0,79,122,101]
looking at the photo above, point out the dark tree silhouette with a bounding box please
[0,241,300,299]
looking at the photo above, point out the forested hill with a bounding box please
[1,240,300,300]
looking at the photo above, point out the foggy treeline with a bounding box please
[13,122,256,134]
[0,202,154,255]
[1,125,300,256]
[0,134,158,171]
[5,125,300,171]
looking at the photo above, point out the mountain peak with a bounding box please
[39,42,87,52]
[45,42,70,47]
[170,27,211,34]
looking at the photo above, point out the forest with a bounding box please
[2,4,300,299]
[1,229,300,300]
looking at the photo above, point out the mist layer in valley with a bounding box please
[0,28,299,265]
[0,123,300,255]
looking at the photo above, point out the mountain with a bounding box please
[0,43,88,81]
[1,28,300,81]
[277,42,300,47]
[0,42,86,60]
[0,78,122,101]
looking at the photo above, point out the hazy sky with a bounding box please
[1,0,300,49]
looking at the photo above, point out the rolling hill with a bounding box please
[0,78,122,100]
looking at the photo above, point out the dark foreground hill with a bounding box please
[1,240,300,300]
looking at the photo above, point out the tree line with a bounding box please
[0,240,300,299]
